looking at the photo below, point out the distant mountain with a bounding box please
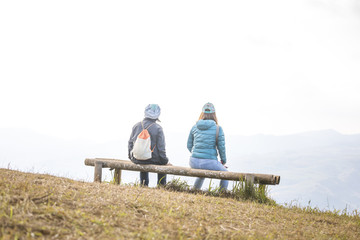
[1,128,359,212]
[226,130,360,212]
[226,129,360,155]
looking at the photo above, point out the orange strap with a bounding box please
[141,121,156,151]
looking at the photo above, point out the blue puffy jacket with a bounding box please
[187,120,227,163]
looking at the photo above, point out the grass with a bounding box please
[164,177,275,205]
[1,168,360,239]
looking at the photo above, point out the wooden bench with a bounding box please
[84,158,280,186]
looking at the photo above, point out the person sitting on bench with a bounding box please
[187,102,228,190]
[128,104,169,186]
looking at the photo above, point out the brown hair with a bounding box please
[198,112,218,125]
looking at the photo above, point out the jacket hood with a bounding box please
[196,119,216,130]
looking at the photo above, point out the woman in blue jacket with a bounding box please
[187,102,228,190]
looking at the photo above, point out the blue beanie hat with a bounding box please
[144,104,161,120]
[202,102,215,113]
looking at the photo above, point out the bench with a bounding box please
[84,158,281,186]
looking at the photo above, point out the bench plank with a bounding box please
[85,158,280,185]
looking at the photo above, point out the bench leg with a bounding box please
[245,174,254,184]
[114,168,122,185]
[94,162,103,183]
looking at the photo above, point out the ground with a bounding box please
[0,169,359,239]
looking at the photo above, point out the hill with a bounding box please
[1,169,359,239]
[1,128,360,212]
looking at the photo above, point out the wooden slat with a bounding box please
[85,158,280,185]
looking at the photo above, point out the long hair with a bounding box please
[198,112,218,125]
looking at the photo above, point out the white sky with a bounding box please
[1,0,360,142]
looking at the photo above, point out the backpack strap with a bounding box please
[141,121,156,152]
[141,121,144,129]
[147,122,156,151]
[141,121,155,130]
[146,122,155,130]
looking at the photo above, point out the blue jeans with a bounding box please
[189,157,228,190]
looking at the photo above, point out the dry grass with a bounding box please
[1,168,359,239]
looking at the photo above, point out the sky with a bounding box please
[1,0,360,143]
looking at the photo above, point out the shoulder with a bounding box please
[132,121,142,129]
[154,123,163,131]
[190,124,197,132]
[149,122,163,134]
[218,125,225,135]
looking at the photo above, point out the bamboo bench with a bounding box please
[84,158,281,186]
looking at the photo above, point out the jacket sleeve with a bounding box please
[128,125,137,159]
[217,126,227,163]
[157,127,169,164]
[187,127,194,152]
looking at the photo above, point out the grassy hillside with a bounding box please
[1,169,359,239]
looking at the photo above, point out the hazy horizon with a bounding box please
[1,127,359,213]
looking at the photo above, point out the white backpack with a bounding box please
[131,121,155,160]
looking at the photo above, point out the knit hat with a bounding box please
[202,102,215,113]
[144,104,161,120]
